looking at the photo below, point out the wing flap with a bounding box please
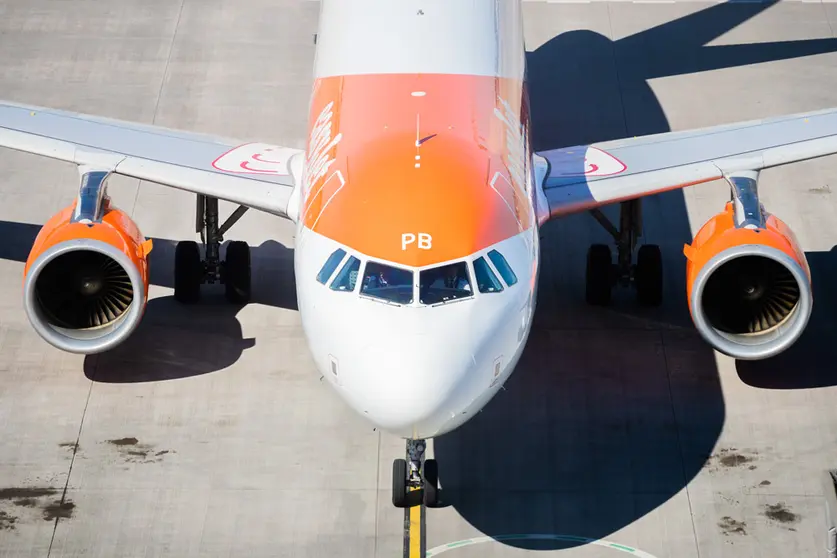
[539,107,837,218]
[0,100,304,218]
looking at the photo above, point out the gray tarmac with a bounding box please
[2,1,837,557]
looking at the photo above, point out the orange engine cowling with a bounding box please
[23,201,152,355]
[684,201,812,360]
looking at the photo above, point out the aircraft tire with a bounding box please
[174,241,202,304]
[224,241,251,305]
[585,244,613,306]
[392,458,408,508]
[635,244,663,307]
[423,458,439,507]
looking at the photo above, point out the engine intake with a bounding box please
[689,244,812,361]
[702,254,800,335]
[24,238,148,354]
[35,250,134,330]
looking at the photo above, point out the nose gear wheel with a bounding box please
[392,439,440,508]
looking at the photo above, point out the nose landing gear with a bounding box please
[392,439,439,508]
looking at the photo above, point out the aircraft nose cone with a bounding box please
[346,334,474,436]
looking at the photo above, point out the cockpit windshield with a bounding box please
[330,255,361,292]
[317,248,347,285]
[360,261,414,305]
[419,261,473,305]
[487,249,517,286]
[473,256,503,293]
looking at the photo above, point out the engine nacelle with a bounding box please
[23,202,152,355]
[684,200,812,361]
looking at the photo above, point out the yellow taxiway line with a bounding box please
[404,487,425,558]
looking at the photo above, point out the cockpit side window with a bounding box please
[360,261,414,304]
[419,261,473,305]
[316,248,346,284]
[330,255,361,292]
[473,257,504,293]
[487,250,518,286]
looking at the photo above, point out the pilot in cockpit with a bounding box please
[441,265,470,291]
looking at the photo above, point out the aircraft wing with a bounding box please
[537,106,837,219]
[0,100,305,220]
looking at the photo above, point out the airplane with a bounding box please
[1,0,837,510]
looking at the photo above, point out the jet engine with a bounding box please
[684,178,812,361]
[23,187,152,355]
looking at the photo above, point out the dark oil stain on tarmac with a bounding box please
[107,437,139,446]
[718,516,747,536]
[720,454,753,467]
[760,480,772,486]
[0,488,57,500]
[704,447,760,471]
[0,487,75,529]
[42,500,75,521]
[720,447,756,466]
[764,503,800,525]
[0,511,16,531]
[807,184,831,194]
[105,437,174,463]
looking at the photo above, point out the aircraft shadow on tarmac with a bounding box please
[1,0,837,550]
[432,0,837,551]
[83,235,298,383]
[0,221,296,382]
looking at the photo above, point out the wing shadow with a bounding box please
[435,1,837,551]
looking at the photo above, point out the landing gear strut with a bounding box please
[392,439,439,508]
[585,199,663,307]
[174,195,252,305]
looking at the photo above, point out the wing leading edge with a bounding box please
[537,106,837,220]
[0,100,304,220]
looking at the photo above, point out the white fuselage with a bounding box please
[291,0,541,440]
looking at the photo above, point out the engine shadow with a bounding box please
[435,1,837,551]
[0,221,297,312]
[736,246,837,389]
[82,294,256,383]
[0,220,297,382]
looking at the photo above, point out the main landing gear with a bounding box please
[174,195,252,305]
[585,199,663,307]
[392,439,439,508]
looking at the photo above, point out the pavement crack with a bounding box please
[130,0,186,218]
[46,355,97,557]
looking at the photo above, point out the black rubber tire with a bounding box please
[174,241,202,304]
[423,459,439,508]
[224,241,251,305]
[635,244,663,307]
[585,244,613,306]
[392,459,407,508]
